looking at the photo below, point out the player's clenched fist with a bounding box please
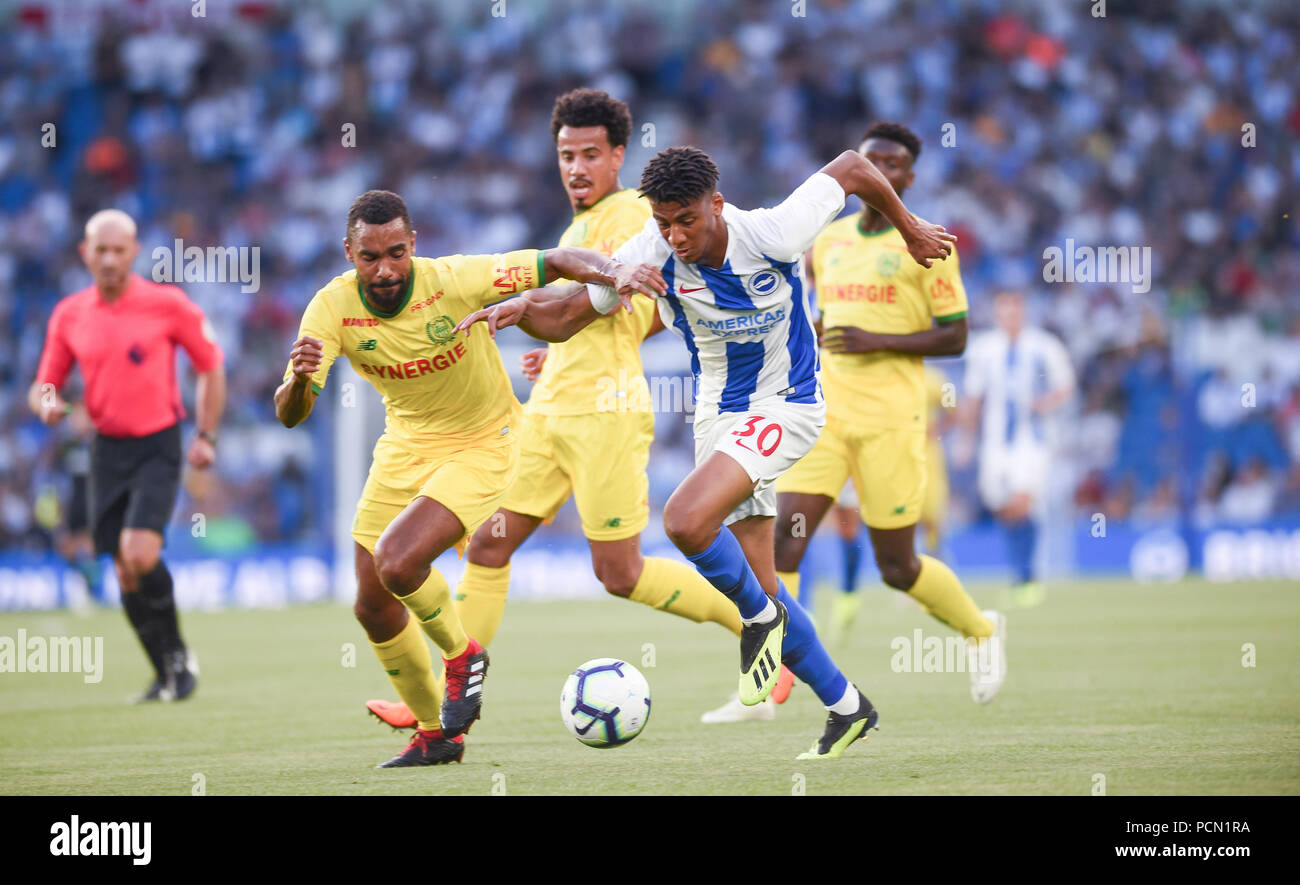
[290,336,324,381]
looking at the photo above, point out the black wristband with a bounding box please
[197,430,218,446]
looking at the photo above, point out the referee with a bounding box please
[28,209,226,703]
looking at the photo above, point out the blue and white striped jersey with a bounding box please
[587,172,846,419]
[964,325,1075,453]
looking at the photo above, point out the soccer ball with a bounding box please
[559,658,651,748]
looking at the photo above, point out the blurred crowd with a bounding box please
[0,0,1296,554]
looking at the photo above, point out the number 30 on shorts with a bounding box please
[730,416,784,456]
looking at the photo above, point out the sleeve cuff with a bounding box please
[936,311,967,323]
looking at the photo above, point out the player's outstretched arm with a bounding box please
[460,258,667,342]
[820,151,956,268]
[456,285,600,343]
[275,336,322,428]
[541,248,668,299]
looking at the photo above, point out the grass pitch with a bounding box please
[1,578,1297,795]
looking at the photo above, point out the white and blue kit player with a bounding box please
[589,174,839,528]
[963,291,1075,597]
[455,146,957,757]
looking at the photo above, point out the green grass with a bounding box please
[1,578,1297,795]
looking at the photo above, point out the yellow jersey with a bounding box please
[285,250,544,448]
[812,214,968,430]
[524,188,656,415]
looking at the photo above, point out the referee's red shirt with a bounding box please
[35,274,224,438]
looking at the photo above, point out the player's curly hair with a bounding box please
[860,121,922,161]
[347,190,411,241]
[638,147,720,206]
[551,88,633,148]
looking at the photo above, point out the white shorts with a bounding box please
[693,399,826,525]
[978,442,1049,511]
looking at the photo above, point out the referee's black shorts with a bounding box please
[88,423,182,557]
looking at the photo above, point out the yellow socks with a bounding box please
[456,557,745,643]
[369,616,443,732]
[397,567,468,658]
[777,570,801,601]
[453,561,512,648]
[629,557,742,636]
[906,555,992,639]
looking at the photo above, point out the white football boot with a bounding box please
[700,693,776,723]
[967,609,1006,704]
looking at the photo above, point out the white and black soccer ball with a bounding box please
[559,658,651,748]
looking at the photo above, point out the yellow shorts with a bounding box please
[501,410,653,542]
[775,417,926,530]
[352,428,520,556]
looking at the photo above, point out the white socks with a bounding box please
[827,683,861,715]
[740,597,778,626]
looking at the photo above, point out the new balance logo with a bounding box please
[357,339,378,351]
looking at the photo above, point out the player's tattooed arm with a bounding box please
[820,151,956,268]
[275,336,322,428]
[823,317,967,357]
